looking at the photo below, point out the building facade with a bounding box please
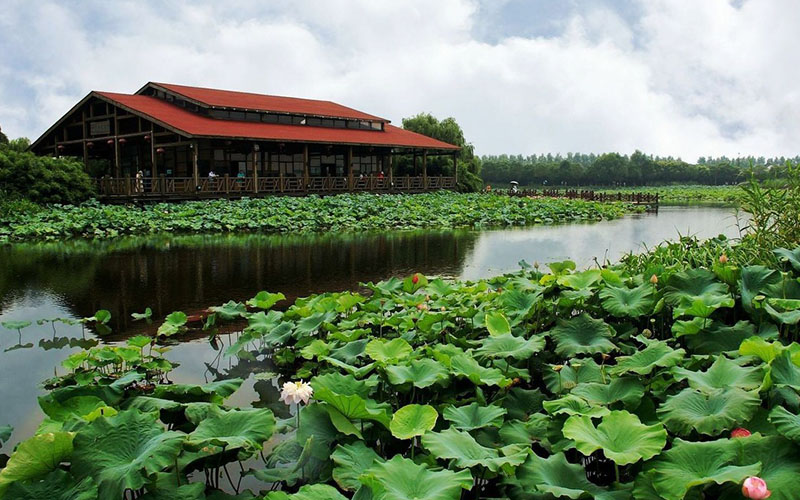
[31,82,460,199]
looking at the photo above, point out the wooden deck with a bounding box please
[95,175,457,201]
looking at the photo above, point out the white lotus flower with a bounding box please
[280,380,313,405]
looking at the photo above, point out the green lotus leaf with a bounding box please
[390,404,438,440]
[1,320,31,330]
[498,414,552,446]
[501,290,540,322]
[548,260,576,275]
[1,469,96,500]
[449,353,511,387]
[151,378,243,404]
[265,484,348,500]
[443,402,507,431]
[543,359,604,393]
[543,394,611,418]
[474,333,545,360]
[37,395,106,423]
[247,291,286,310]
[331,441,384,491]
[774,246,800,272]
[671,317,706,337]
[657,387,761,436]
[157,311,187,336]
[185,406,275,456]
[209,300,247,320]
[671,355,764,393]
[0,432,74,497]
[720,434,800,500]
[673,293,734,319]
[296,404,339,461]
[426,278,456,297]
[0,425,11,445]
[549,313,616,357]
[71,410,185,499]
[512,451,623,500]
[385,358,449,388]
[609,339,685,376]
[642,438,760,500]
[126,335,153,348]
[365,338,412,363]
[360,455,473,500]
[764,298,800,325]
[739,336,784,363]
[570,377,645,408]
[557,269,601,290]
[312,373,390,428]
[322,357,376,378]
[599,283,654,318]
[685,320,761,354]
[300,339,330,360]
[421,427,528,472]
[665,268,729,306]
[403,273,428,293]
[563,410,667,465]
[130,308,153,321]
[485,311,511,336]
[740,265,783,315]
[502,387,547,420]
[137,471,205,500]
[769,349,800,389]
[770,406,800,442]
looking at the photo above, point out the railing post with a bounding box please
[224,174,230,194]
[160,175,166,196]
[125,175,132,196]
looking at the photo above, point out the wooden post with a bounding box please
[347,146,354,190]
[113,108,121,177]
[423,150,428,190]
[160,174,166,196]
[453,152,458,187]
[192,141,199,192]
[388,152,393,189]
[303,144,310,190]
[413,152,418,176]
[253,146,259,194]
[81,110,88,167]
[150,124,157,181]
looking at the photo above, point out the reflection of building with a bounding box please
[30,83,459,199]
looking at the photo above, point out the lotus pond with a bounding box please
[2,205,780,500]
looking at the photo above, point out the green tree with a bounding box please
[0,148,94,204]
[0,125,8,145]
[401,113,483,192]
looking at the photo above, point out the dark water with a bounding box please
[0,206,744,450]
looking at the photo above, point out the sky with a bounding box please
[1,0,798,161]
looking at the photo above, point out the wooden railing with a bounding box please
[503,188,658,204]
[95,175,457,199]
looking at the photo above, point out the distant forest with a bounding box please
[480,151,800,186]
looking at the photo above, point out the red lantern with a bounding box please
[86,141,94,149]
[57,144,65,151]
[118,138,127,145]
[106,139,114,145]
[156,147,165,154]
[144,135,150,141]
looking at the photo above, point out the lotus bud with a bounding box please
[534,262,540,269]
[412,274,419,285]
[425,295,430,301]
[719,254,729,264]
[650,274,658,285]
[601,353,611,361]
[642,328,653,338]
[512,377,521,385]
[731,427,751,438]
[440,306,446,312]
[552,364,564,372]
[742,477,771,499]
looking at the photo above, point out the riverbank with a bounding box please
[0,192,637,243]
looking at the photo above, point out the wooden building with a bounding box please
[30,82,460,199]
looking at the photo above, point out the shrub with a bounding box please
[0,149,94,204]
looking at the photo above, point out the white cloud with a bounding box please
[0,0,798,160]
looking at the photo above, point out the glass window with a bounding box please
[334,120,346,128]
[262,114,278,123]
[292,116,305,125]
[308,118,322,127]
[229,111,245,120]
[246,112,260,122]
[371,122,382,130]
[278,115,292,124]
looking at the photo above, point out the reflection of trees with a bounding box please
[0,231,478,335]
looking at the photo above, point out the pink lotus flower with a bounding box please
[742,477,771,499]
[279,380,313,405]
[731,427,751,438]
[412,274,419,285]
[719,254,729,264]
[650,274,658,284]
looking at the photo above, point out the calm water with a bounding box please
[0,205,744,450]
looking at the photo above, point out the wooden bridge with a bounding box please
[505,188,659,206]
[95,175,456,201]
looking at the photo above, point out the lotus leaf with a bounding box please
[665,268,729,306]
[599,283,654,318]
[421,427,528,472]
[685,320,762,354]
[774,247,800,272]
[739,336,784,363]
[485,311,511,336]
[443,402,507,431]
[449,353,511,387]
[131,308,153,321]
[740,265,783,315]
[0,425,11,445]
[300,339,330,360]
[151,378,243,404]
[265,484,348,500]
[563,410,667,465]
[360,455,473,500]
[764,298,800,325]
[769,349,800,389]
[500,290,539,322]
[157,311,187,336]
[312,373,390,428]
[502,387,546,420]
[543,394,611,418]
[672,293,735,319]
[671,355,764,393]
[543,359,604,393]
[1,469,97,500]
[641,438,760,500]
[296,404,339,461]
[1,320,30,330]
[570,377,645,408]
[0,432,74,496]
[365,338,412,363]
[498,414,551,446]
[384,358,449,388]
[474,333,545,360]
[390,404,438,440]
[610,338,684,376]
[331,441,383,491]
[185,406,275,456]
[657,387,761,436]
[71,410,184,499]
[247,291,286,310]
[770,406,800,442]
[512,451,623,500]
[549,313,616,357]
[557,269,601,290]
[722,434,800,500]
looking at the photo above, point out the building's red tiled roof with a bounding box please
[146,82,387,122]
[96,92,459,151]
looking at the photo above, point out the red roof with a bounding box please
[96,92,459,151]
[146,82,387,122]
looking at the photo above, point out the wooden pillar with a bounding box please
[413,152,418,176]
[303,144,310,190]
[113,108,121,177]
[192,141,199,190]
[388,152,393,188]
[150,125,157,180]
[453,152,458,186]
[253,145,259,194]
[81,110,88,167]
[347,146,354,190]
[423,150,428,190]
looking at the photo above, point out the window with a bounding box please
[278,115,292,125]
[246,112,260,122]
[229,111,245,120]
[262,114,278,123]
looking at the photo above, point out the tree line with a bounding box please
[481,151,800,186]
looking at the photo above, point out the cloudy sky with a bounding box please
[1,0,797,161]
